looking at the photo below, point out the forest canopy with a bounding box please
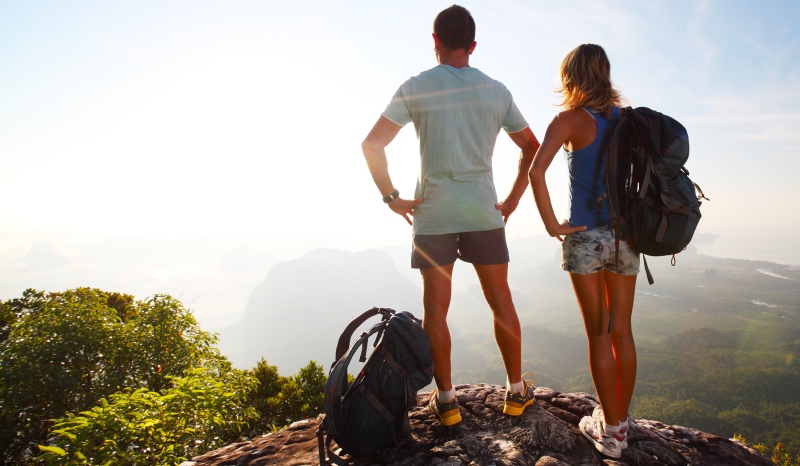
[1,287,797,464]
[0,288,324,465]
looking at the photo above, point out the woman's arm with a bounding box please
[528,113,587,241]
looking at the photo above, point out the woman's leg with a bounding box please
[604,270,637,424]
[570,271,620,424]
[571,270,637,425]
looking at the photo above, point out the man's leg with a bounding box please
[421,263,455,391]
[473,263,522,385]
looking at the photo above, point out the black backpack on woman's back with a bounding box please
[602,107,709,285]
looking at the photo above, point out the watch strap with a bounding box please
[382,189,400,203]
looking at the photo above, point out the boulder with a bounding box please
[184,384,773,466]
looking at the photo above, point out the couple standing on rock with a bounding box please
[362,5,638,459]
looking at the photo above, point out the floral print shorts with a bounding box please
[561,226,640,276]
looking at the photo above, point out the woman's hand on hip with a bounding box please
[550,219,587,242]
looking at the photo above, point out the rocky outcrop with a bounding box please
[184,384,772,466]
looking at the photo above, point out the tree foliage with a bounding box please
[736,434,800,466]
[36,368,256,466]
[246,358,326,435]
[0,287,336,465]
[628,328,800,457]
[0,288,228,465]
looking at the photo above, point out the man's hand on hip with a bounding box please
[389,197,424,225]
[495,197,519,223]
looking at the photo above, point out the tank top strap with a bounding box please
[583,106,619,122]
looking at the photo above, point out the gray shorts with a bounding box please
[411,228,509,269]
[561,226,640,275]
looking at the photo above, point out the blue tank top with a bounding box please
[565,106,619,230]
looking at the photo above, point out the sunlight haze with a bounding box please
[1,0,798,331]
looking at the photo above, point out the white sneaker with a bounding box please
[590,406,631,449]
[580,406,624,458]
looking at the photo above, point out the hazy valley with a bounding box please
[219,240,800,375]
[217,240,800,453]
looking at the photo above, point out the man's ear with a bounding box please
[432,33,441,50]
[469,41,477,55]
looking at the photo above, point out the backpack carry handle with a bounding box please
[334,307,394,365]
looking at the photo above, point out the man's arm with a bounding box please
[495,126,540,223]
[362,116,423,225]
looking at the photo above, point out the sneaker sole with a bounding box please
[503,398,534,416]
[580,425,622,458]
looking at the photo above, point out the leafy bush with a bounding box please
[0,288,228,464]
[246,358,326,435]
[36,368,257,465]
[736,434,800,466]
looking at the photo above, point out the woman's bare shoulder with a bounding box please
[549,108,596,151]
[548,108,588,128]
[551,108,586,123]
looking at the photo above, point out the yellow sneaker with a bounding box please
[429,389,462,426]
[503,373,536,416]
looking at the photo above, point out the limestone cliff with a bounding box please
[182,384,772,466]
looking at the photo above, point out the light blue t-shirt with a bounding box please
[381,65,529,235]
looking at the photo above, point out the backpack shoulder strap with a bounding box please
[628,107,661,161]
[317,426,349,466]
[603,107,633,233]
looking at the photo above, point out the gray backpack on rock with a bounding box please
[317,307,433,465]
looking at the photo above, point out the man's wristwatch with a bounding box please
[382,189,400,203]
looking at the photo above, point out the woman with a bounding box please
[528,44,638,458]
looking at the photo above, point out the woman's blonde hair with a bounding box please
[557,44,622,114]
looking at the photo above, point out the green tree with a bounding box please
[36,368,257,466]
[246,358,283,435]
[0,288,228,465]
[246,360,327,434]
[273,360,326,427]
[293,360,326,418]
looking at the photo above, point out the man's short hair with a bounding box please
[433,5,475,52]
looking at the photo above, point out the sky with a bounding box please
[1,0,799,330]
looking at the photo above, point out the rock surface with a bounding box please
[183,384,772,466]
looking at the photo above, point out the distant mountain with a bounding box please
[219,239,562,372]
[219,248,423,372]
[221,243,800,373]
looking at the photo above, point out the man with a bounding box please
[361,5,539,426]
